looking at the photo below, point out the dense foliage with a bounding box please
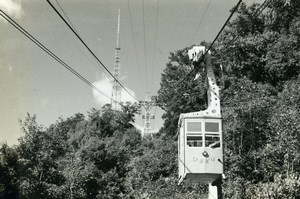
[1,0,300,198]
[0,103,204,198]
[157,0,300,198]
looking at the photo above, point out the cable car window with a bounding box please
[187,134,202,147]
[205,133,220,148]
[187,122,201,132]
[205,122,219,132]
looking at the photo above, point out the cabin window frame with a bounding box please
[185,119,203,147]
[185,118,222,148]
[204,119,221,148]
[187,134,203,147]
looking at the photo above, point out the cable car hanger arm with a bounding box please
[179,46,221,124]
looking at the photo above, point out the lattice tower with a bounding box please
[111,9,122,110]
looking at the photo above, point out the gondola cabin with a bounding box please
[178,116,223,184]
[178,46,223,185]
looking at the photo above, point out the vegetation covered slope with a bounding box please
[0,103,205,199]
[1,0,300,198]
[157,0,300,198]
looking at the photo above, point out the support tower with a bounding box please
[140,93,157,137]
[111,9,122,110]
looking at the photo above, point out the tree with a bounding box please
[156,1,300,198]
[220,77,277,198]
[257,77,300,184]
[0,143,20,199]
[214,1,300,197]
[18,114,66,199]
[157,46,208,138]
[216,0,300,88]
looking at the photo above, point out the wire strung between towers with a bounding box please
[54,0,113,82]
[127,0,145,92]
[0,10,122,106]
[47,0,139,102]
[55,0,79,34]
[189,0,212,45]
[172,0,243,88]
[150,0,160,92]
[142,0,148,91]
[174,0,272,89]
[220,0,271,52]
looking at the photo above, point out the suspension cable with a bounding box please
[47,0,139,102]
[0,10,121,106]
[173,0,243,89]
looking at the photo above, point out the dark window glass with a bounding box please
[187,122,201,132]
[205,133,220,148]
[205,122,219,132]
[187,134,202,147]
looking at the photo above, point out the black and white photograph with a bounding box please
[1,0,299,198]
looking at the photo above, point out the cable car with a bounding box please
[178,46,223,185]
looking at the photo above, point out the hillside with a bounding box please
[1,0,300,198]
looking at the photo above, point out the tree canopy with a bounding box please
[1,0,300,198]
[156,0,300,198]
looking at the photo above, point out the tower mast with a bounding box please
[140,93,158,137]
[111,9,122,110]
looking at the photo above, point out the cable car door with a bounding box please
[203,118,223,174]
[184,118,205,174]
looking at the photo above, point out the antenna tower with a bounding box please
[111,9,122,110]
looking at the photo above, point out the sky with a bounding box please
[0,0,260,145]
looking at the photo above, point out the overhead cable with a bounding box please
[189,0,212,45]
[55,0,107,74]
[55,0,79,34]
[150,0,160,92]
[142,0,148,91]
[254,0,271,16]
[221,0,271,52]
[47,0,139,102]
[127,0,145,91]
[0,10,121,106]
[173,0,243,88]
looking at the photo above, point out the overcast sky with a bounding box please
[0,0,260,145]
